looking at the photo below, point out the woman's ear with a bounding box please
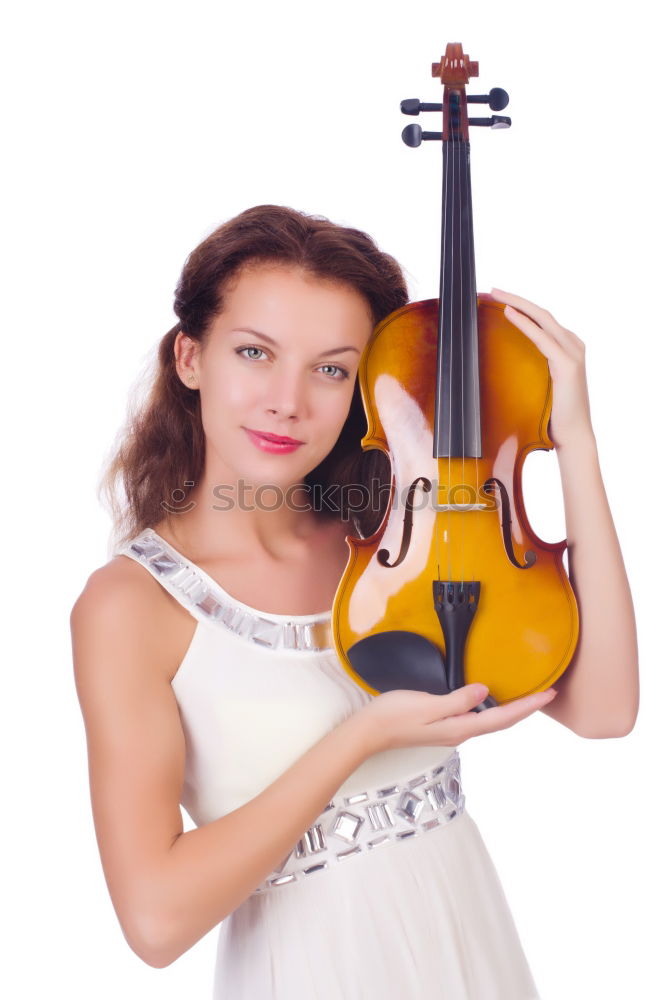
[173,330,200,389]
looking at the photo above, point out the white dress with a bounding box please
[116,528,540,1000]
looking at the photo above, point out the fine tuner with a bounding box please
[401,86,511,147]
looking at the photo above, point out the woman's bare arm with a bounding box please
[540,430,639,737]
[71,561,375,968]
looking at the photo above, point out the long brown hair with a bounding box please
[99,204,409,553]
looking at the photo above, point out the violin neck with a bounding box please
[434,137,482,459]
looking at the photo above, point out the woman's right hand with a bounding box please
[356,683,558,754]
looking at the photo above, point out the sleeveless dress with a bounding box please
[116,528,540,1000]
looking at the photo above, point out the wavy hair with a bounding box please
[99,204,409,553]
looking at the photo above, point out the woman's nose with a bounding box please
[265,369,309,419]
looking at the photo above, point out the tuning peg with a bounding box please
[400,99,443,116]
[466,87,509,111]
[468,115,511,129]
[401,124,443,147]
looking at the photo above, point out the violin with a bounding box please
[331,43,579,710]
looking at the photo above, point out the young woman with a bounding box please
[71,204,638,999]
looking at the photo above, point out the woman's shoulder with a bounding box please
[73,550,165,614]
[70,552,197,684]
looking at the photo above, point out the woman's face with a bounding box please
[180,263,375,493]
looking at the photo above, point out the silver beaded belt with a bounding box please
[252,750,465,894]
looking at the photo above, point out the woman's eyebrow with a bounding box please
[230,327,361,357]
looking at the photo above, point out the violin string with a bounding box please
[458,131,466,593]
[438,115,447,590]
[435,121,445,592]
[471,142,478,591]
[466,126,478,591]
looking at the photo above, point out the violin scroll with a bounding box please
[432,44,479,83]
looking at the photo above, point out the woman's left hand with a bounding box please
[487,288,593,449]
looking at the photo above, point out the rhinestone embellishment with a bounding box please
[119,529,334,652]
[251,750,465,893]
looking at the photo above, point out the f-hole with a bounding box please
[377,476,432,568]
[483,477,536,569]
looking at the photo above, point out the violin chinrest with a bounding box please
[347,630,450,695]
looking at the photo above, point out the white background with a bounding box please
[2,1,659,997]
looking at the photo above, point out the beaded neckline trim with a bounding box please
[121,529,335,653]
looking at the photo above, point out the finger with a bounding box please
[505,304,586,366]
[490,287,561,329]
[420,683,489,724]
[444,683,491,712]
[490,288,583,357]
[437,688,557,742]
[477,689,558,731]
[500,305,568,367]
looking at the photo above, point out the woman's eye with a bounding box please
[318,364,350,380]
[237,346,267,361]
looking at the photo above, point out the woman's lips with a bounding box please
[243,428,305,453]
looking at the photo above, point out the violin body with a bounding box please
[332,295,579,703]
